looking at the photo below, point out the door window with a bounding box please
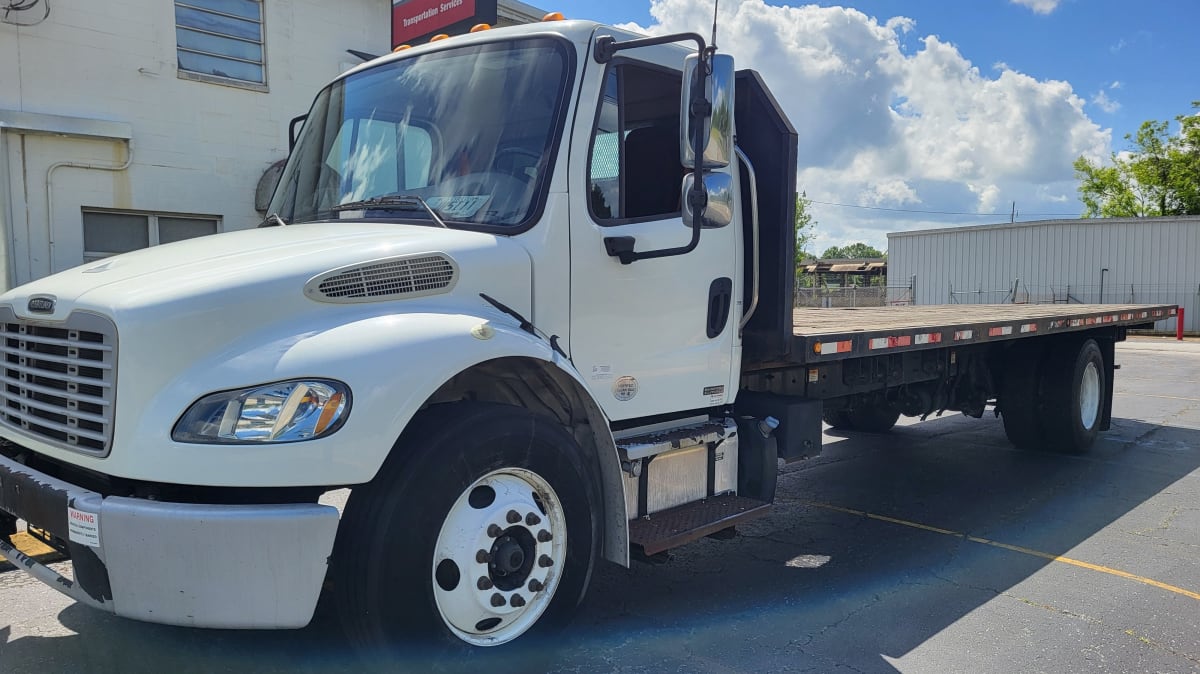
[587,64,684,223]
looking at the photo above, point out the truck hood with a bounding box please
[1,222,532,321]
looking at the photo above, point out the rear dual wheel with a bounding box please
[1000,338,1105,453]
[333,402,600,653]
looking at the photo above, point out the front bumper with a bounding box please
[0,450,339,628]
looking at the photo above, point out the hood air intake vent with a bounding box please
[306,253,458,303]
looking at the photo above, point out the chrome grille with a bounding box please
[0,310,116,455]
[308,254,457,303]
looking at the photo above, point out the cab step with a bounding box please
[628,494,771,556]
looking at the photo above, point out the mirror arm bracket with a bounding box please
[593,32,708,64]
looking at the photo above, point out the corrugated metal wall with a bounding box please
[887,217,1200,333]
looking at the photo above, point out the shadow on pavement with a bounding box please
[1,410,1197,673]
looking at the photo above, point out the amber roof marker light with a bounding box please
[542,12,565,21]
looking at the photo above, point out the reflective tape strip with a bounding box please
[817,340,853,354]
[1121,313,1134,320]
[1070,318,1084,327]
[1085,317,1096,325]
[1140,311,1149,318]
[1020,323,1037,333]
[988,326,1014,337]
[913,333,943,345]
[1170,307,1178,315]
[869,335,912,350]
[954,330,973,341]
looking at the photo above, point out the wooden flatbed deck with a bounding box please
[787,304,1177,365]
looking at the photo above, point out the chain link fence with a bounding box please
[795,276,915,307]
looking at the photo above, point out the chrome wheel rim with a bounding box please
[432,468,567,647]
[1080,361,1101,430]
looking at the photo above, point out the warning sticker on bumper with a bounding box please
[67,507,100,548]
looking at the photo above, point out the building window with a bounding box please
[82,210,221,262]
[175,0,266,88]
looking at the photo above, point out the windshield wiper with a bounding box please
[331,195,449,228]
[258,212,287,228]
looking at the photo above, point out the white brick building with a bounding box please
[0,0,390,290]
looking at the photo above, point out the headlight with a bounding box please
[173,379,350,444]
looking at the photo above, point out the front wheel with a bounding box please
[333,402,600,652]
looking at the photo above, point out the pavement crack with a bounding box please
[1123,628,1200,666]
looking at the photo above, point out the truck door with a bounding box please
[568,47,741,421]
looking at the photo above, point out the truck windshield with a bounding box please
[268,37,571,229]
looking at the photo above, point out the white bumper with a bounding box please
[0,449,339,628]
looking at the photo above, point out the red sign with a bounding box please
[393,0,477,46]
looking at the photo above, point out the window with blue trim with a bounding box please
[175,0,265,86]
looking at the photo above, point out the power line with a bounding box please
[807,199,1078,217]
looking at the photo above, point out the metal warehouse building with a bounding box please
[887,216,1200,334]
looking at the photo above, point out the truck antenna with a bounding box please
[710,0,720,50]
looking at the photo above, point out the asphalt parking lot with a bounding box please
[2,339,1198,673]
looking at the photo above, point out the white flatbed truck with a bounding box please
[0,17,1179,651]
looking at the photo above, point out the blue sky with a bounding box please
[566,0,1199,250]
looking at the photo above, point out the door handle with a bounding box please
[707,277,733,338]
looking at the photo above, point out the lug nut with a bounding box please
[476,550,492,564]
[506,510,521,524]
[477,576,493,590]
[528,579,543,592]
[537,529,552,543]
[487,524,502,537]
[525,512,541,526]
[510,594,526,608]
[490,593,506,607]
[538,554,553,568]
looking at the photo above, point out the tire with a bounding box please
[847,406,901,433]
[822,408,855,429]
[332,402,601,654]
[1039,338,1105,453]
[823,405,900,433]
[999,343,1046,450]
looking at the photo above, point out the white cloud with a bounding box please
[631,0,1110,249]
[1009,0,1061,14]
[1091,89,1121,113]
[1109,80,1122,89]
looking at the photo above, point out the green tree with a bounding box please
[794,191,817,265]
[1075,102,1200,217]
[794,191,818,287]
[821,242,885,259]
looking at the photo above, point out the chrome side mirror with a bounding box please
[682,172,733,228]
[680,53,735,169]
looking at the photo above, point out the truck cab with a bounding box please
[0,19,797,650]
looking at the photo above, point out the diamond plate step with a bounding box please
[628,494,771,556]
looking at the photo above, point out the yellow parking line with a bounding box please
[804,501,1200,602]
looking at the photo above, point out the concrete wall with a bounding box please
[0,0,389,289]
[887,217,1200,333]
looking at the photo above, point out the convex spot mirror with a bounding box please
[680,53,735,170]
[682,172,733,228]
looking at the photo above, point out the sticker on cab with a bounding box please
[67,507,101,548]
[426,195,491,219]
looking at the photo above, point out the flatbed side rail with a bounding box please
[788,304,1177,366]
